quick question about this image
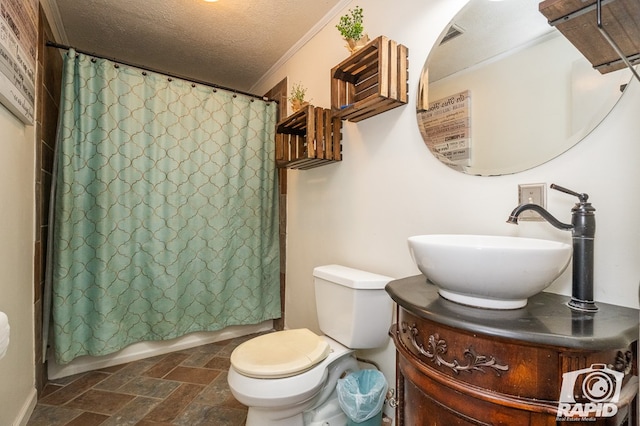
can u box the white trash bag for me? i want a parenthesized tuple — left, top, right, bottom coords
(337, 369, 388, 424)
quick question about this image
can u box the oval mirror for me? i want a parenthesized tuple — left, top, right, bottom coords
(417, 0, 632, 176)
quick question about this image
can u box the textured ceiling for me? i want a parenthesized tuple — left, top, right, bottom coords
(429, 0, 554, 82)
(51, 0, 345, 93)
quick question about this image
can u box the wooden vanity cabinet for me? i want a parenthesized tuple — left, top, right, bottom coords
(386, 276, 639, 426)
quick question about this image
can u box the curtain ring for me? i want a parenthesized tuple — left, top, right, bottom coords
(91, 58, 96, 63)
(142, 71, 147, 76)
(114, 64, 119, 68)
(168, 77, 172, 82)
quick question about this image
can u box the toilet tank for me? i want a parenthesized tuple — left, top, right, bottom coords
(313, 265, 394, 349)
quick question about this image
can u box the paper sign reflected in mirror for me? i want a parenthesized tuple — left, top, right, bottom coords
(418, 90, 471, 168)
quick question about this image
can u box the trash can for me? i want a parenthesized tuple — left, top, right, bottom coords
(337, 369, 388, 426)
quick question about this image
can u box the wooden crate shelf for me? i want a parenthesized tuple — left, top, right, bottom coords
(331, 35, 409, 122)
(275, 104, 342, 170)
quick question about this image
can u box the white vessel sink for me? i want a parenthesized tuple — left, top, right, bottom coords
(408, 234, 572, 309)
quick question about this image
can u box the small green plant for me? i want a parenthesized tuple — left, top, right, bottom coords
(336, 6, 364, 41)
(289, 82, 307, 102)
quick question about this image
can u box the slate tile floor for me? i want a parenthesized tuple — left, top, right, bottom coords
(27, 333, 262, 426)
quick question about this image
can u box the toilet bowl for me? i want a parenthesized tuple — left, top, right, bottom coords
(228, 334, 358, 425)
(227, 265, 394, 426)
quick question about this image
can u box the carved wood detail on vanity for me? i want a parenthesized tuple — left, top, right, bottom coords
(401, 321, 509, 376)
(386, 276, 639, 426)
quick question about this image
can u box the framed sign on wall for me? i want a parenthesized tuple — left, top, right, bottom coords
(0, 0, 36, 125)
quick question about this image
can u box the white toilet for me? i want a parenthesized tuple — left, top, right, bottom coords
(227, 264, 394, 426)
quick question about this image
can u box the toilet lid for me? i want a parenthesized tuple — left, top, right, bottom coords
(230, 329, 331, 379)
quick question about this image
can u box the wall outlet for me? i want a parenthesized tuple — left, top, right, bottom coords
(518, 183, 546, 221)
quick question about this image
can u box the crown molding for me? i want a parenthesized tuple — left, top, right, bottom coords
(39, 0, 69, 44)
(251, 0, 352, 92)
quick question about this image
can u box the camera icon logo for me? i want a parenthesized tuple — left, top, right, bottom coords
(557, 363, 624, 419)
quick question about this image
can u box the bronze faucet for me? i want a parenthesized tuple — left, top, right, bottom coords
(507, 184, 597, 312)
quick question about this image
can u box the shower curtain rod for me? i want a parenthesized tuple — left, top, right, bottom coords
(46, 41, 277, 103)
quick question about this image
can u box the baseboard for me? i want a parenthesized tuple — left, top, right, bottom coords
(14, 386, 37, 426)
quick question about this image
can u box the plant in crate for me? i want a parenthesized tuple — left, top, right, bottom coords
(289, 82, 309, 113)
(336, 5, 370, 53)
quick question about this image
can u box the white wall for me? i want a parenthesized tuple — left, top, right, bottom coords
(0, 105, 36, 424)
(254, 0, 640, 419)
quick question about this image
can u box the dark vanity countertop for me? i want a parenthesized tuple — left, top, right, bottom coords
(386, 275, 640, 350)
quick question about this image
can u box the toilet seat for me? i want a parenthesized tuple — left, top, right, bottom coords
(227, 336, 355, 409)
(230, 329, 331, 378)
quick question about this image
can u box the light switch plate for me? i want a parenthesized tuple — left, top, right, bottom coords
(518, 183, 546, 221)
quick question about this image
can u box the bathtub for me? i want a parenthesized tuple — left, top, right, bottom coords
(47, 320, 273, 379)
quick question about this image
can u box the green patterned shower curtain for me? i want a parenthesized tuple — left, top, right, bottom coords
(48, 49, 280, 364)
